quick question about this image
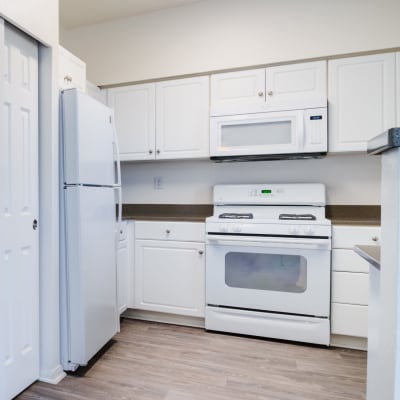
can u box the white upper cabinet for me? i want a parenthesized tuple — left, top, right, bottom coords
(108, 76, 209, 161)
(107, 83, 156, 161)
(210, 61, 326, 116)
(265, 61, 327, 109)
(59, 45, 86, 92)
(210, 68, 266, 115)
(155, 76, 209, 159)
(328, 53, 396, 152)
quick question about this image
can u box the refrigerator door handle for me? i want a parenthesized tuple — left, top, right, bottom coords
(115, 186, 122, 228)
(111, 110, 122, 230)
(111, 111, 122, 187)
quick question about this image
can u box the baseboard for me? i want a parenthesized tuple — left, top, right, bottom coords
(330, 334, 367, 350)
(39, 364, 66, 384)
(122, 309, 205, 328)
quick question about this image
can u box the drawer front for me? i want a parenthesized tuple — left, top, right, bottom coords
(332, 271, 369, 305)
(332, 225, 380, 248)
(332, 249, 370, 273)
(331, 303, 368, 337)
(135, 221, 205, 242)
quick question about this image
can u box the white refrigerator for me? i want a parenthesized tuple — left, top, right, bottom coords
(60, 88, 121, 371)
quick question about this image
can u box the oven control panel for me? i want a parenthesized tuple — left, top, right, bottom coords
(214, 184, 326, 206)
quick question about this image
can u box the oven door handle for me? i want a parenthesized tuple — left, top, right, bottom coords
(206, 234, 331, 249)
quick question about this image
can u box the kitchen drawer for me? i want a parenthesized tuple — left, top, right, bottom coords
(332, 249, 370, 273)
(135, 221, 205, 242)
(332, 225, 380, 248)
(332, 271, 369, 305)
(331, 303, 368, 338)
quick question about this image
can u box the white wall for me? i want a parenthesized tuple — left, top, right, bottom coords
(121, 154, 381, 205)
(0, 0, 58, 46)
(60, 0, 400, 85)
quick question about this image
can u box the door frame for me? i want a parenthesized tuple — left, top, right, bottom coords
(0, 15, 65, 386)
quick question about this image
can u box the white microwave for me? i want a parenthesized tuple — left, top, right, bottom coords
(210, 108, 327, 161)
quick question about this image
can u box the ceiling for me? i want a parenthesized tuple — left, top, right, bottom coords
(60, 0, 203, 29)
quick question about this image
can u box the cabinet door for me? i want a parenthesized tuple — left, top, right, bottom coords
(59, 45, 86, 91)
(107, 84, 156, 161)
(155, 76, 209, 159)
(266, 61, 326, 109)
(328, 53, 396, 152)
(134, 240, 205, 317)
(117, 238, 129, 315)
(210, 68, 266, 115)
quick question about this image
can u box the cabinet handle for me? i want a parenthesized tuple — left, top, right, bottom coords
(267, 90, 273, 96)
(149, 149, 153, 154)
(156, 150, 161, 154)
(372, 236, 379, 242)
(64, 75, 72, 83)
(258, 91, 264, 97)
(32, 219, 38, 230)
(198, 250, 204, 255)
(166, 229, 171, 234)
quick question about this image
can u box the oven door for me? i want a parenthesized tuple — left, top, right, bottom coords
(206, 235, 331, 317)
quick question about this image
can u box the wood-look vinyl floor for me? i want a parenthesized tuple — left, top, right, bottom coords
(18, 319, 367, 400)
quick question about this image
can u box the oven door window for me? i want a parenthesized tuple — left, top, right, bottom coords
(225, 252, 307, 293)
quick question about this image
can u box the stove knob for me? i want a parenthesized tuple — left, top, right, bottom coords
(232, 225, 242, 233)
(304, 225, 315, 235)
(289, 225, 299, 235)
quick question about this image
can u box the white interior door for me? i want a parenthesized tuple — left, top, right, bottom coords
(0, 21, 39, 400)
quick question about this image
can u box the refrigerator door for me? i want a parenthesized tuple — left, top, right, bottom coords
(64, 185, 118, 367)
(62, 88, 116, 186)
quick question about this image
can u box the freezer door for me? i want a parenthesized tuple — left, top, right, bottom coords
(64, 186, 118, 366)
(62, 88, 115, 186)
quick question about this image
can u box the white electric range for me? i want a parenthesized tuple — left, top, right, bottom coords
(205, 183, 332, 345)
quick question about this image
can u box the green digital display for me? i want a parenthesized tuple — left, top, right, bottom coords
(261, 189, 272, 194)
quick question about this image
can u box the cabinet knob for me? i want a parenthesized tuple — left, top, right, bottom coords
(258, 91, 264, 97)
(149, 149, 153, 154)
(166, 229, 171, 234)
(198, 250, 204, 255)
(372, 236, 379, 242)
(64, 75, 72, 83)
(267, 90, 273, 96)
(156, 150, 161, 154)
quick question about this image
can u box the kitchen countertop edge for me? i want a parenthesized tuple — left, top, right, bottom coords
(354, 245, 381, 270)
(121, 204, 381, 225)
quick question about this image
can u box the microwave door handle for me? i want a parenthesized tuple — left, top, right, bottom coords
(297, 112, 306, 150)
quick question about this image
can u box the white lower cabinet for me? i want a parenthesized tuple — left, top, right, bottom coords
(331, 225, 381, 344)
(117, 221, 134, 315)
(134, 221, 205, 317)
